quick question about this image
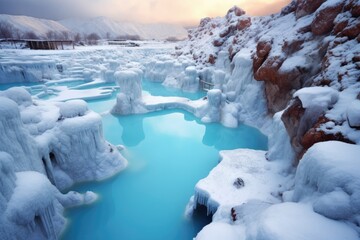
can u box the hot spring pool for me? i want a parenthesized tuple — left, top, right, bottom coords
(1, 79, 268, 239)
(61, 108, 268, 239)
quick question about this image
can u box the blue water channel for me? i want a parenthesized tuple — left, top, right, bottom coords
(61, 81, 268, 240)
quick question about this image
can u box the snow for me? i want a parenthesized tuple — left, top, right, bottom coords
(0, 14, 187, 41)
(195, 222, 240, 240)
(193, 149, 289, 215)
(347, 100, 360, 128)
(181, 66, 199, 92)
(256, 202, 358, 240)
(60, 16, 188, 40)
(294, 86, 339, 109)
(293, 141, 360, 223)
(58, 99, 88, 118)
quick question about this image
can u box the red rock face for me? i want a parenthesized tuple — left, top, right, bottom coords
(311, 2, 344, 35)
(341, 19, 360, 39)
(301, 116, 354, 151)
(252, 40, 272, 73)
(281, 98, 306, 155)
(237, 18, 251, 31)
(208, 54, 216, 64)
(213, 39, 224, 47)
(296, 0, 325, 19)
(227, 6, 246, 18)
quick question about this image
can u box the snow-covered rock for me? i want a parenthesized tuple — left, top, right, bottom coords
(193, 149, 289, 215)
(293, 141, 360, 223)
(0, 87, 128, 239)
(347, 100, 360, 128)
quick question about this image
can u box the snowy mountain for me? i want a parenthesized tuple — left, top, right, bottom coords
(0, 14, 188, 40)
(0, 14, 69, 38)
(59, 16, 188, 40)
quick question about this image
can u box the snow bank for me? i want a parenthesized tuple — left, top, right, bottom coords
(195, 222, 240, 240)
(255, 202, 358, 240)
(58, 99, 88, 118)
(0, 87, 128, 238)
(347, 100, 360, 128)
(293, 141, 360, 223)
(193, 149, 288, 215)
(294, 86, 339, 109)
(0, 87, 33, 107)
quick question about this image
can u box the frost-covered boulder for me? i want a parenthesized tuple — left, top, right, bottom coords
(111, 69, 145, 115)
(58, 99, 88, 119)
(254, 202, 358, 240)
(293, 141, 360, 222)
(0, 87, 32, 107)
(293, 86, 339, 110)
(347, 100, 360, 128)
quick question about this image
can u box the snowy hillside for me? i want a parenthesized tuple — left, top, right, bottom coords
(0, 14, 188, 40)
(60, 17, 188, 40)
(0, 14, 69, 38)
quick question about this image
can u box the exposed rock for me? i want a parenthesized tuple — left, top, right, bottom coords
(227, 6, 245, 18)
(233, 177, 245, 189)
(237, 17, 251, 31)
(334, 20, 349, 34)
(341, 19, 360, 39)
(200, 17, 212, 27)
(311, 1, 345, 35)
(219, 26, 232, 38)
(213, 39, 224, 47)
(296, 0, 324, 19)
(281, 98, 306, 155)
(301, 116, 354, 151)
(281, 0, 297, 16)
(253, 40, 272, 73)
(208, 54, 216, 65)
(350, 1, 360, 17)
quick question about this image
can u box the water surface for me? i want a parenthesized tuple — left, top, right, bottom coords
(62, 108, 268, 240)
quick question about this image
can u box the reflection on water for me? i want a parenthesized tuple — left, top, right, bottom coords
(62, 109, 268, 240)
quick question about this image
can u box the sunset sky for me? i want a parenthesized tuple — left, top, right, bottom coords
(0, 0, 291, 25)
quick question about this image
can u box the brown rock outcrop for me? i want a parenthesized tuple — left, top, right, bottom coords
(237, 18, 251, 31)
(311, 1, 344, 35)
(296, 0, 324, 19)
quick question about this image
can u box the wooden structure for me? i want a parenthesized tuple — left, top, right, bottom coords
(0, 39, 74, 50)
(108, 40, 140, 47)
(200, 79, 214, 91)
(26, 40, 74, 50)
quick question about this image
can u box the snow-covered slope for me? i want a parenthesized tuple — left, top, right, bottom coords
(0, 14, 69, 38)
(59, 17, 188, 40)
(0, 14, 188, 40)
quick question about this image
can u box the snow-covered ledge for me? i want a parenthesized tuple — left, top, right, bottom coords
(190, 149, 290, 216)
(0, 87, 128, 239)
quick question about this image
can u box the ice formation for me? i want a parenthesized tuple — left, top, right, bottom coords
(0, 87, 127, 239)
(111, 69, 146, 115)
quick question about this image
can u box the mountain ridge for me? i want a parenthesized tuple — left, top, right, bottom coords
(0, 14, 188, 40)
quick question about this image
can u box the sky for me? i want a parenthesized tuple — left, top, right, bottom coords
(0, 0, 291, 26)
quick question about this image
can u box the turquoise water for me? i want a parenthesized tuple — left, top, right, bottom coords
(1, 80, 267, 239)
(62, 109, 267, 239)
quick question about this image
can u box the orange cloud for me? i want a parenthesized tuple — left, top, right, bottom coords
(101, 0, 292, 25)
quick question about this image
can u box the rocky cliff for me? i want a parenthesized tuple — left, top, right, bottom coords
(178, 0, 360, 160)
